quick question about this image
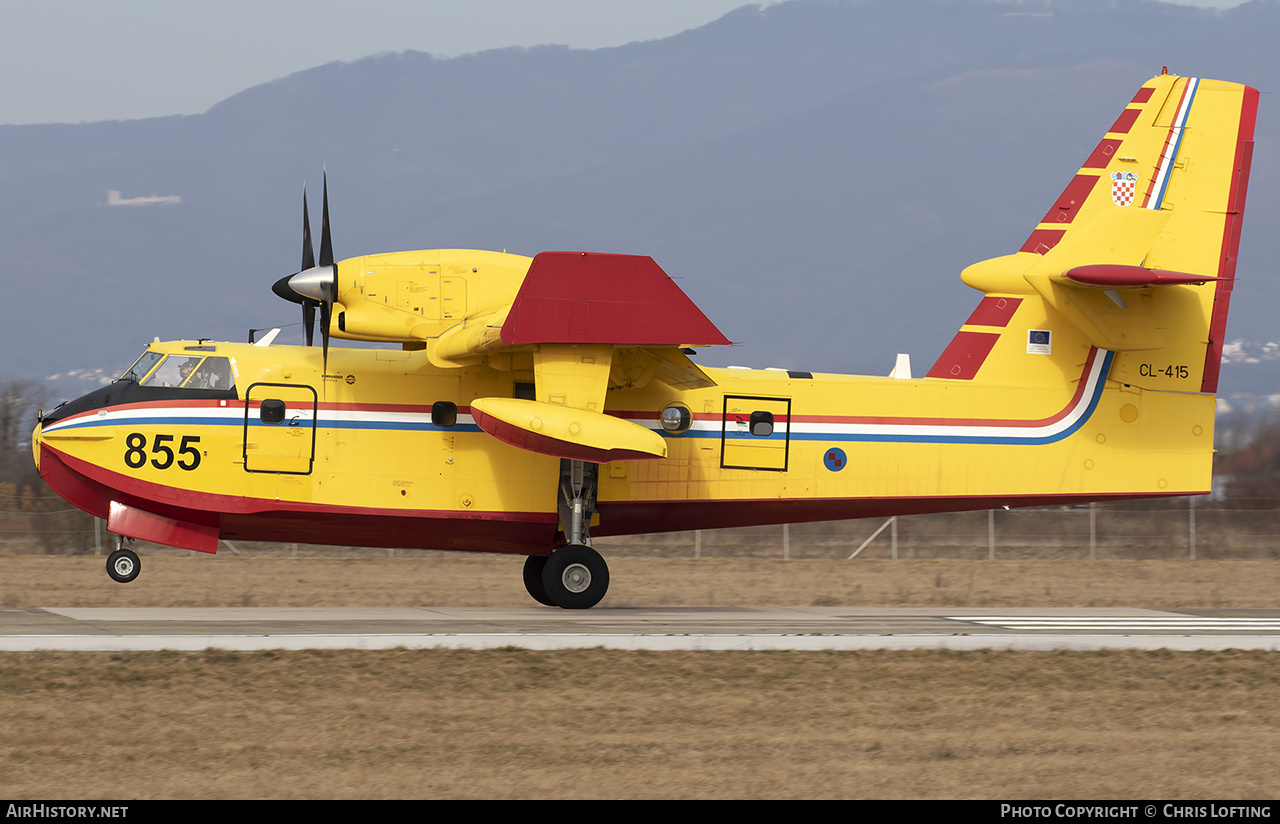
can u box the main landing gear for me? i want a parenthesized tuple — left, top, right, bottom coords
(106, 536, 140, 584)
(523, 460, 610, 609)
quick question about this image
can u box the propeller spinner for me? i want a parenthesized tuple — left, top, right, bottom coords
(271, 175, 338, 369)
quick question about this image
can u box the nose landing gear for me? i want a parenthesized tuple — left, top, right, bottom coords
(106, 536, 140, 584)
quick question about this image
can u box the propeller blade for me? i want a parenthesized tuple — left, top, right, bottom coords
(303, 302, 316, 347)
(318, 173, 334, 269)
(320, 300, 331, 372)
(316, 173, 337, 368)
(271, 174, 338, 355)
(301, 187, 316, 272)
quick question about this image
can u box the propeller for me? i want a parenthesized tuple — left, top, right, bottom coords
(272, 174, 338, 371)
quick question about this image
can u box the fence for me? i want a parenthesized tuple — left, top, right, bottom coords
(597, 497, 1280, 561)
(3, 495, 1280, 560)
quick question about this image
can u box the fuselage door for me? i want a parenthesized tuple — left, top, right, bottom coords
(721, 395, 791, 471)
(243, 382, 318, 474)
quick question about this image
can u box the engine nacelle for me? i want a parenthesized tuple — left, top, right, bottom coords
(331, 248, 532, 343)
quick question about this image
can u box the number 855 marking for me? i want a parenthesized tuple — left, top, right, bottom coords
(124, 433, 202, 470)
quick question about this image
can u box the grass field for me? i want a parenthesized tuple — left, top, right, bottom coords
(3, 554, 1280, 608)
(2, 554, 1279, 799)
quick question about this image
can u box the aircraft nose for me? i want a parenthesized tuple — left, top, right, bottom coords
(31, 421, 42, 473)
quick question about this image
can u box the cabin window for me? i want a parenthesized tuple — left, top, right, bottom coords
(749, 410, 774, 437)
(259, 399, 286, 424)
(432, 401, 458, 427)
(659, 403, 693, 435)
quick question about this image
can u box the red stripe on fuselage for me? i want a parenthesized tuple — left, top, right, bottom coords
(613, 348, 1103, 429)
(1139, 78, 1196, 209)
(805, 347, 1102, 428)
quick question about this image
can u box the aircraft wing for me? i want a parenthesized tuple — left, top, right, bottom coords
(434, 252, 730, 462)
(431, 251, 727, 361)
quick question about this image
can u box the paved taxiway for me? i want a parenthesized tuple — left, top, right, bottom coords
(3, 607, 1280, 651)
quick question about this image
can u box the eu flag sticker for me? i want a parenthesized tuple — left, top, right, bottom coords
(823, 448, 847, 472)
(1027, 329, 1051, 355)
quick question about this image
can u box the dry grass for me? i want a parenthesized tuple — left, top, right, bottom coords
(2, 554, 1279, 608)
(2, 554, 1279, 799)
(2, 648, 1278, 799)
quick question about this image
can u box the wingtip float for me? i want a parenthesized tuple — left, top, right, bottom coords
(34, 72, 1259, 608)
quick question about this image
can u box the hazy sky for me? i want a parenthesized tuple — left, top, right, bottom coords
(0, 0, 1246, 127)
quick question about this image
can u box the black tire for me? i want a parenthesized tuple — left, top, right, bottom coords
(541, 544, 609, 610)
(106, 548, 140, 584)
(522, 555, 557, 606)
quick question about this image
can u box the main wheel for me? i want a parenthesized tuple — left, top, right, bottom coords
(522, 555, 557, 606)
(106, 548, 140, 584)
(541, 544, 609, 610)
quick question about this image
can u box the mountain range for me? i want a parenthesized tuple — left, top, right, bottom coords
(3, 0, 1278, 408)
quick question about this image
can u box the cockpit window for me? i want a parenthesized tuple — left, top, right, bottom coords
(142, 356, 203, 388)
(189, 357, 235, 390)
(120, 351, 163, 383)
(140, 355, 237, 390)
(138, 354, 237, 390)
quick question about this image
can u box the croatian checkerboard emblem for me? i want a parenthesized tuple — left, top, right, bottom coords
(1110, 170, 1138, 207)
(823, 448, 847, 472)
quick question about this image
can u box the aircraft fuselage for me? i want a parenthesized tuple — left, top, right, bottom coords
(34, 334, 1210, 557)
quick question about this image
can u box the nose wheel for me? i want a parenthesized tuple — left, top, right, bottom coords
(106, 538, 140, 584)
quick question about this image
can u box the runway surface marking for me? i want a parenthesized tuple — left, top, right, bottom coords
(3, 607, 1280, 651)
(954, 616, 1280, 631)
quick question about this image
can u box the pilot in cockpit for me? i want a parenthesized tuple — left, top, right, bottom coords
(175, 358, 197, 387)
(206, 361, 228, 389)
(195, 360, 228, 390)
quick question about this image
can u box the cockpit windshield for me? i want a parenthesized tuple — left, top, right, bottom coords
(139, 355, 236, 391)
(119, 351, 163, 383)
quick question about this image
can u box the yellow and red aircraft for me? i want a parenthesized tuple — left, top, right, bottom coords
(32, 71, 1258, 608)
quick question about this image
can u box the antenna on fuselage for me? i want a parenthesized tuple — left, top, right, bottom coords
(252, 328, 281, 347)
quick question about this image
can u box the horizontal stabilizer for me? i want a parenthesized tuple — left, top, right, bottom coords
(1058, 265, 1222, 288)
(471, 397, 667, 463)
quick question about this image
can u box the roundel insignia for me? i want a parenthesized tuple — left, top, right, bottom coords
(823, 447, 847, 472)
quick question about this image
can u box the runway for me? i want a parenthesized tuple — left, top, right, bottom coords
(4, 606, 1280, 651)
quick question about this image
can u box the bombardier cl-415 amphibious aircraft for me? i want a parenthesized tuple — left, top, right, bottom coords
(33, 71, 1257, 608)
